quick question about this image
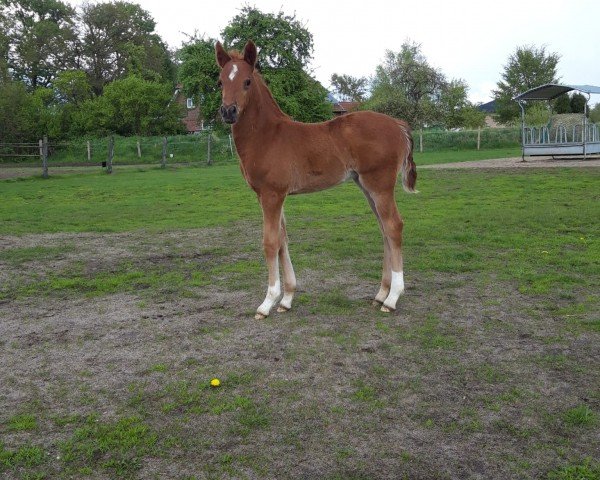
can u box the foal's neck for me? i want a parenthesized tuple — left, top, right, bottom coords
(232, 74, 289, 142)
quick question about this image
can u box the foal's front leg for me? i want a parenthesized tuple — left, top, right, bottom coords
(255, 192, 285, 320)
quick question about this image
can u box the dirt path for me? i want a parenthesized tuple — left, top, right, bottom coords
(421, 155, 600, 169)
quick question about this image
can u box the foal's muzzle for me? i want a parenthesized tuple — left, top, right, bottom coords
(220, 104, 238, 124)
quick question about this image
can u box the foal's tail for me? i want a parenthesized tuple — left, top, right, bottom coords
(398, 120, 418, 193)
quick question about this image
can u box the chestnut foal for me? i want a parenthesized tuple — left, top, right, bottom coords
(215, 41, 417, 319)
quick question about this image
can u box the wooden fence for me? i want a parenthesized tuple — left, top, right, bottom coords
(0, 133, 237, 178)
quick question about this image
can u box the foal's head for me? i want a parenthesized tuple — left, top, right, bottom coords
(215, 40, 257, 124)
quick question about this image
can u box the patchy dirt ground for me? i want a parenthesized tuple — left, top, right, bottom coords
(0, 227, 598, 479)
(421, 155, 600, 169)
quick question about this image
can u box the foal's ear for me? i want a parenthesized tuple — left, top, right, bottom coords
(215, 41, 231, 69)
(243, 40, 257, 69)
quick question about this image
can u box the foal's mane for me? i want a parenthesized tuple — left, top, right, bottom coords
(227, 50, 289, 120)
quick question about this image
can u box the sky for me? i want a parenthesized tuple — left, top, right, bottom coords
(67, 0, 600, 104)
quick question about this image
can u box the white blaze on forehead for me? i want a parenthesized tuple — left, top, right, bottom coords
(228, 64, 238, 81)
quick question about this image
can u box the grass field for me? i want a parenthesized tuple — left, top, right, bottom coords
(0, 159, 598, 479)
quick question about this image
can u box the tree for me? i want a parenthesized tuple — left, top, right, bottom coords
(524, 102, 550, 126)
(0, 6, 12, 81)
(493, 45, 560, 125)
(74, 75, 184, 137)
(461, 105, 486, 129)
(222, 6, 312, 70)
(2, 0, 79, 89)
(79, 1, 174, 95)
(553, 94, 571, 114)
(53, 69, 92, 105)
(220, 6, 332, 123)
(330, 73, 367, 102)
(264, 67, 332, 123)
(0, 79, 36, 140)
(570, 93, 587, 114)
(438, 78, 470, 129)
(177, 34, 221, 128)
(589, 103, 600, 123)
(365, 41, 446, 128)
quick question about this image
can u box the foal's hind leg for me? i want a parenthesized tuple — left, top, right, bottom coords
(354, 177, 392, 305)
(277, 213, 296, 312)
(369, 189, 405, 312)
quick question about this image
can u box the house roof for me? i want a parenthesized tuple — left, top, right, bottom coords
(338, 101, 360, 112)
(514, 83, 600, 101)
(478, 100, 496, 113)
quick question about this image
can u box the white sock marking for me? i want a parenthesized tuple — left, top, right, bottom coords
(280, 292, 294, 310)
(228, 64, 238, 81)
(257, 278, 280, 316)
(383, 271, 404, 309)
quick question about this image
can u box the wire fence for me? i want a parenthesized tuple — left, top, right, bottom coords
(415, 127, 520, 151)
(0, 132, 236, 172)
(0, 127, 522, 177)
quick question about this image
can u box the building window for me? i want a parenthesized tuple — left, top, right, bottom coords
(186, 98, 194, 109)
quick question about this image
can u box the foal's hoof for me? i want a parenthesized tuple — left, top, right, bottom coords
(380, 305, 395, 313)
(254, 313, 267, 320)
(372, 299, 383, 307)
(276, 305, 290, 313)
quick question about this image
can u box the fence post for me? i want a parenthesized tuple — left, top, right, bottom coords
(477, 127, 481, 151)
(207, 132, 212, 166)
(87, 140, 91, 162)
(419, 129, 423, 153)
(42, 136, 48, 178)
(161, 136, 167, 168)
(229, 134, 234, 159)
(137, 140, 141, 159)
(107, 135, 114, 174)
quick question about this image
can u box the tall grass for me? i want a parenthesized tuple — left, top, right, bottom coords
(418, 127, 520, 151)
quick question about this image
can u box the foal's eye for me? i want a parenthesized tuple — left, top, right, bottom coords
(244, 78, 252, 89)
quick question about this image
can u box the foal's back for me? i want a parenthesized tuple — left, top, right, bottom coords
(271, 110, 412, 194)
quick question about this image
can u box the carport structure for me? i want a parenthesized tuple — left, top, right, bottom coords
(514, 83, 600, 158)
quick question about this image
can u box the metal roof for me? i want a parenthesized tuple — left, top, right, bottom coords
(514, 83, 600, 101)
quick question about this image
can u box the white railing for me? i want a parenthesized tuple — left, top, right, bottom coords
(524, 123, 599, 145)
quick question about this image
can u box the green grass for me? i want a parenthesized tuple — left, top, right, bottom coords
(547, 460, 600, 480)
(1, 159, 598, 479)
(1, 164, 598, 305)
(6, 414, 37, 432)
(0, 165, 252, 234)
(59, 414, 158, 478)
(563, 405, 597, 427)
(0, 245, 72, 264)
(0, 443, 45, 470)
